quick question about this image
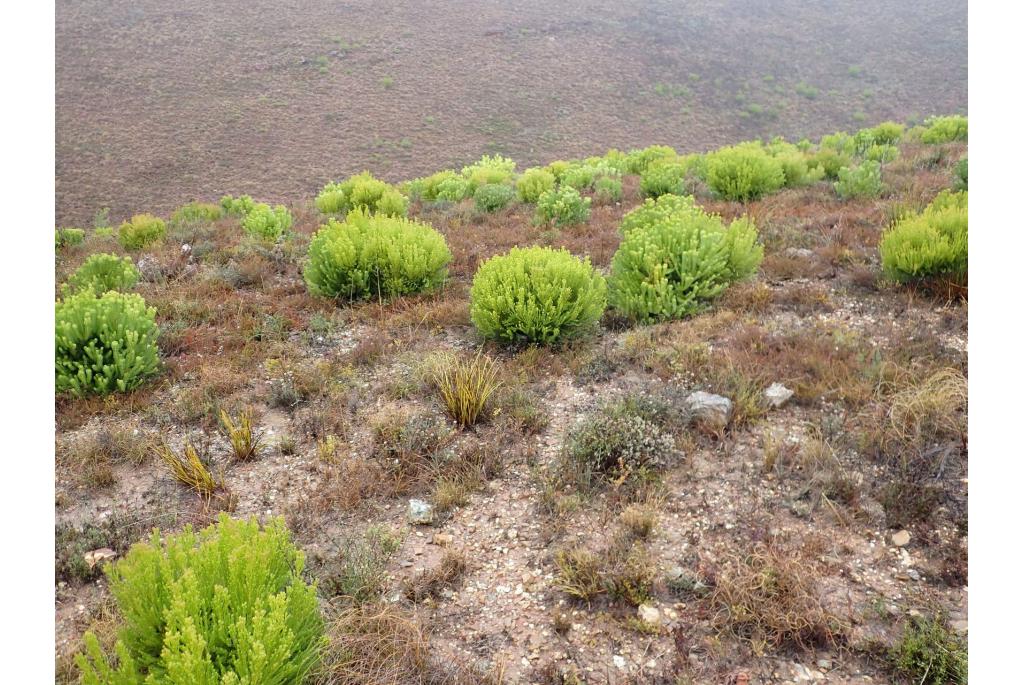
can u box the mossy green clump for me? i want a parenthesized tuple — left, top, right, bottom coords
(920, 115, 968, 144)
(75, 514, 325, 685)
(304, 209, 451, 300)
(220, 194, 256, 216)
(56, 227, 87, 250)
(516, 167, 556, 203)
(702, 144, 785, 201)
(889, 614, 967, 685)
(118, 214, 166, 251)
(241, 203, 293, 241)
(880, 190, 967, 285)
(535, 186, 591, 227)
(834, 161, 884, 199)
(474, 183, 516, 212)
(56, 290, 160, 396)
(470, 246, 607, 344)
(171, 201, 223, 224)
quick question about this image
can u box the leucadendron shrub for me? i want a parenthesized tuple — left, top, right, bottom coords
(61, 253, 139, 295)
(316, 171, 409, 217)
(625, 145, 678, 174)
(220, 194, 256, 216)
(609, 205, 763, 322)
(118, 214, 166, 251)
(834, 160, 884, 199)
(470, 246, 607, 344)
(920, 115, 968, 144)
(516, 167, 556, 203)
(474, 182, 515, 212)
(880, 190, 967, 286)
(55, 227, 86, 250)
(172, 201, 223, 224)
(55, 290, 160, 396)
(242, 202, 293, 241)
(76, 514, 325, 685)
(535, 186, 591, 227)
(702, 144, 785, 201)
(461, 154, 517, 194)
(304, 209, 451, 300)
(619, 194, 705, 237)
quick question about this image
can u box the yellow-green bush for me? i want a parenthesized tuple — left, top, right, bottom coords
(625, 145, 678, 174)
(61, 253, 139, 295)
(516, 167, 556, 203)
(316, 172, 409, 217)
(55, 227, 86, 250)
(609, 206, 763, 322)
(834, 161, 884, 199)
(304, 209, 451, 300)
(619, 194, 705, 237)
(920, 115, 968, 144)
(474, 183, 516, 212)
(172, 201, 223, 224)
(461, 154, 516, 195)
(880, 190, 967, 285)
(220, 194, 256, 216)
(703, 144, 785, 201)
(470, 246, 606, 344)
(535, 186, 591, 226)
(56, 290, 160, 396)
(76, 514, 325, 684)
(241, 203, 293, 241)
(118, 214, 166, 251)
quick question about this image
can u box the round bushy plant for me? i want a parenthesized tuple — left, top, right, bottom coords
(55, 227, 86, 250)
(411, 169, 459, 202)
(172, 201, 222, 224)
(920, 115, 968, 144)
(118, 214, 166, 251)
(619, 194, 704, 237)
(316, 172, 409, 217)
(220, 194, 256, 216)
(609, 208, 763, 322)
(516, 167, 556, 203)
(703, 145, 785, 201)
(808, 148, 852, 180)
(62, 253, 139, 295)
(435, 175, 470, 202)
(880, 190, 967, 285)
(474, 182, 516, 212)
(953, 157, 967, 191)
(834, 161, 884, 199)
(640, 161, 688, 197)
(76, 514, 325, 684)
(594, 176, 623, 204)
(625, 145, 677, 174)
(461, 154, 517, 194)
(242, 203, 293, 241)
(535, 186, 591, 227)
(304, 209, 451, 300)
(55, 290, 160, 396)
(470, 246, 607, 344)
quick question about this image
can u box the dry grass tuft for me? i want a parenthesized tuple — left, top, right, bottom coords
(318, 603, 429, 685)
(404, 550, 468, 602)
(709, 544, 847, 653)
(432, 351, 502, 428)
(220, 407, 264, 461)
(884, 367, 967, 453)
(157, 440, 223, 496)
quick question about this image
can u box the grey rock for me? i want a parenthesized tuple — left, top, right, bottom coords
(407, 499, 434, 524)
(637, 603, 661, 625)
(891, 530, 911, 547)
(685, 391, 733, 429)
(785, 247, 815, 259)
(764, 382, 795, 408)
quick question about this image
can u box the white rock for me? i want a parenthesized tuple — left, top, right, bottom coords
(685, 391, 733, 429)
(638, 603, 661, 625)
(764, 382, 794, 408)
(891, 530, 911, 547)
(407, 499, 434, 524)
(612, 655, 627, 670)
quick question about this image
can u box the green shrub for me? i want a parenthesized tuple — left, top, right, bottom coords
(953, 156, 968, 191)
(461, 154, 516, 194)
(118, 214, 166, 251)
(75, 514, 325, 684)
(515, 167, 556, 203)
(864, 143, 900, 163)
(640, 161, 688, 198)
(304, 209, 451, 300)
(473, 183, 515, 212)
(535, 186, 591, 227)
(94, 227, 114, 238)
(808, 148, 852, 180)
(703, 144, 785, 201)
(405, 169, 458, 202)
(435, 175, 470, 202)
(619, 194, 704, 237)
(834, 161, 884, 199)
(55, 290, 160, 396)
(172, 201, 222, 224)
(880, 190, 967, 285)
(242, 203, 293, 241)
(562, 396, 676, 490)
(609, 207, 763, 322)
(819, 131, 857, 156)
(544, 160, 571, 180)
(921, 115, 968, 144)
(560, 163, 619, 191)
(220, 194, 256, 216)
(774, 151, 822, 187)
(594, 176, 623, 204)
(625, 145, 677, 174)
(470, 246, 606, 344)
(55, 227, 86, 250)
(889, 614, 967, 685)
(62, 253, 139, 295)
(316, 172, 408, 217)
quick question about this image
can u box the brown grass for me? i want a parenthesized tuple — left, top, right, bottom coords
(403, 550, 468, 602)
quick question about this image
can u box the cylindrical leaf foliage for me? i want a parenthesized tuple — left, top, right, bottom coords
(470, 246, 607, 344)
(516, 167, 556, 203)
(703, 144, 785, 201)
(118, 214, 166, 251)
(316, 171, 409, 217)
(55, 290, 160, 396)
(75, 514, 325, 683)
(61, 253, 139, 296)
(242, 203, 293, 241)
(880, 190, 967, 284)
(609, 208, 763, 323)
(304, 209, 451, 300)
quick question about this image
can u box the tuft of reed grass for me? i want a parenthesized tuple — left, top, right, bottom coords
(432, 351, 501, 428)
(157, 441, 222, 496)
(220, 407, 264, 461)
